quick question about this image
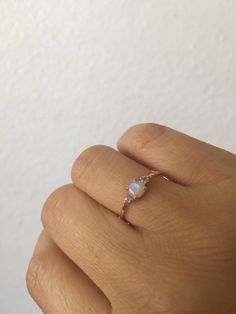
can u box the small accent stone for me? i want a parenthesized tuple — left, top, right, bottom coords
(124, 194, 133, 204)
(140, 175, 150, 184)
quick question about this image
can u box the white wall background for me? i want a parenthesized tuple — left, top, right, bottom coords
(0, 1, 236, 313)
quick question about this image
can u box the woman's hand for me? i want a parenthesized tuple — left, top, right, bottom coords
(26, 123, 236, 314)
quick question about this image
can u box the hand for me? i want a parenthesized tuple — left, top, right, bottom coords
(26, 123, 236, 314)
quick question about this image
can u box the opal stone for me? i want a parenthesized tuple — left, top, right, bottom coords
(128, 180, 145, 199)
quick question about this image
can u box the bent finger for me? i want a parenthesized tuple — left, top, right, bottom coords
(26, 230, 111, 314)
(117, 123, 236, 185)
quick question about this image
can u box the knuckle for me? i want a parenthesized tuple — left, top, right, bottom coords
(26, 255, 45, 295)
(119, 123, 167, 151)
(130, 122, 161, 132)
(130, 123, 167, 152)
(71, 144, 112, 182)
(41, 184, 74, 227)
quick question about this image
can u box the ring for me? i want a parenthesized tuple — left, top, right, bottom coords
(119, 170, 162, 224)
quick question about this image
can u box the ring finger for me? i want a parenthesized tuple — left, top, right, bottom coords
(71, 145, 186, 229)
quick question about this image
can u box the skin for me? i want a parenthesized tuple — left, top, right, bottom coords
(26, 123, 236, 314)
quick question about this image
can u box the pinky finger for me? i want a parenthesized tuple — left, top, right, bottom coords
(26, 230, 111, 314)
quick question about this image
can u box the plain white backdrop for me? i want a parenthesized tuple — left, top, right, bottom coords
(0, 1, 236, 313)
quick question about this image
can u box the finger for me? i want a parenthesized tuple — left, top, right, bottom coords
(26, 230, 111, 314)
(41, 184, 140, 299)
(117, 123, 236, 185)
(71, 144, 184, 228)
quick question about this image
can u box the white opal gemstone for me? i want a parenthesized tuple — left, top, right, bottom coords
(128, 180, 145, 199)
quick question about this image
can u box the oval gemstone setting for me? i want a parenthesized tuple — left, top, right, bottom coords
(128, 180, 145, 199)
